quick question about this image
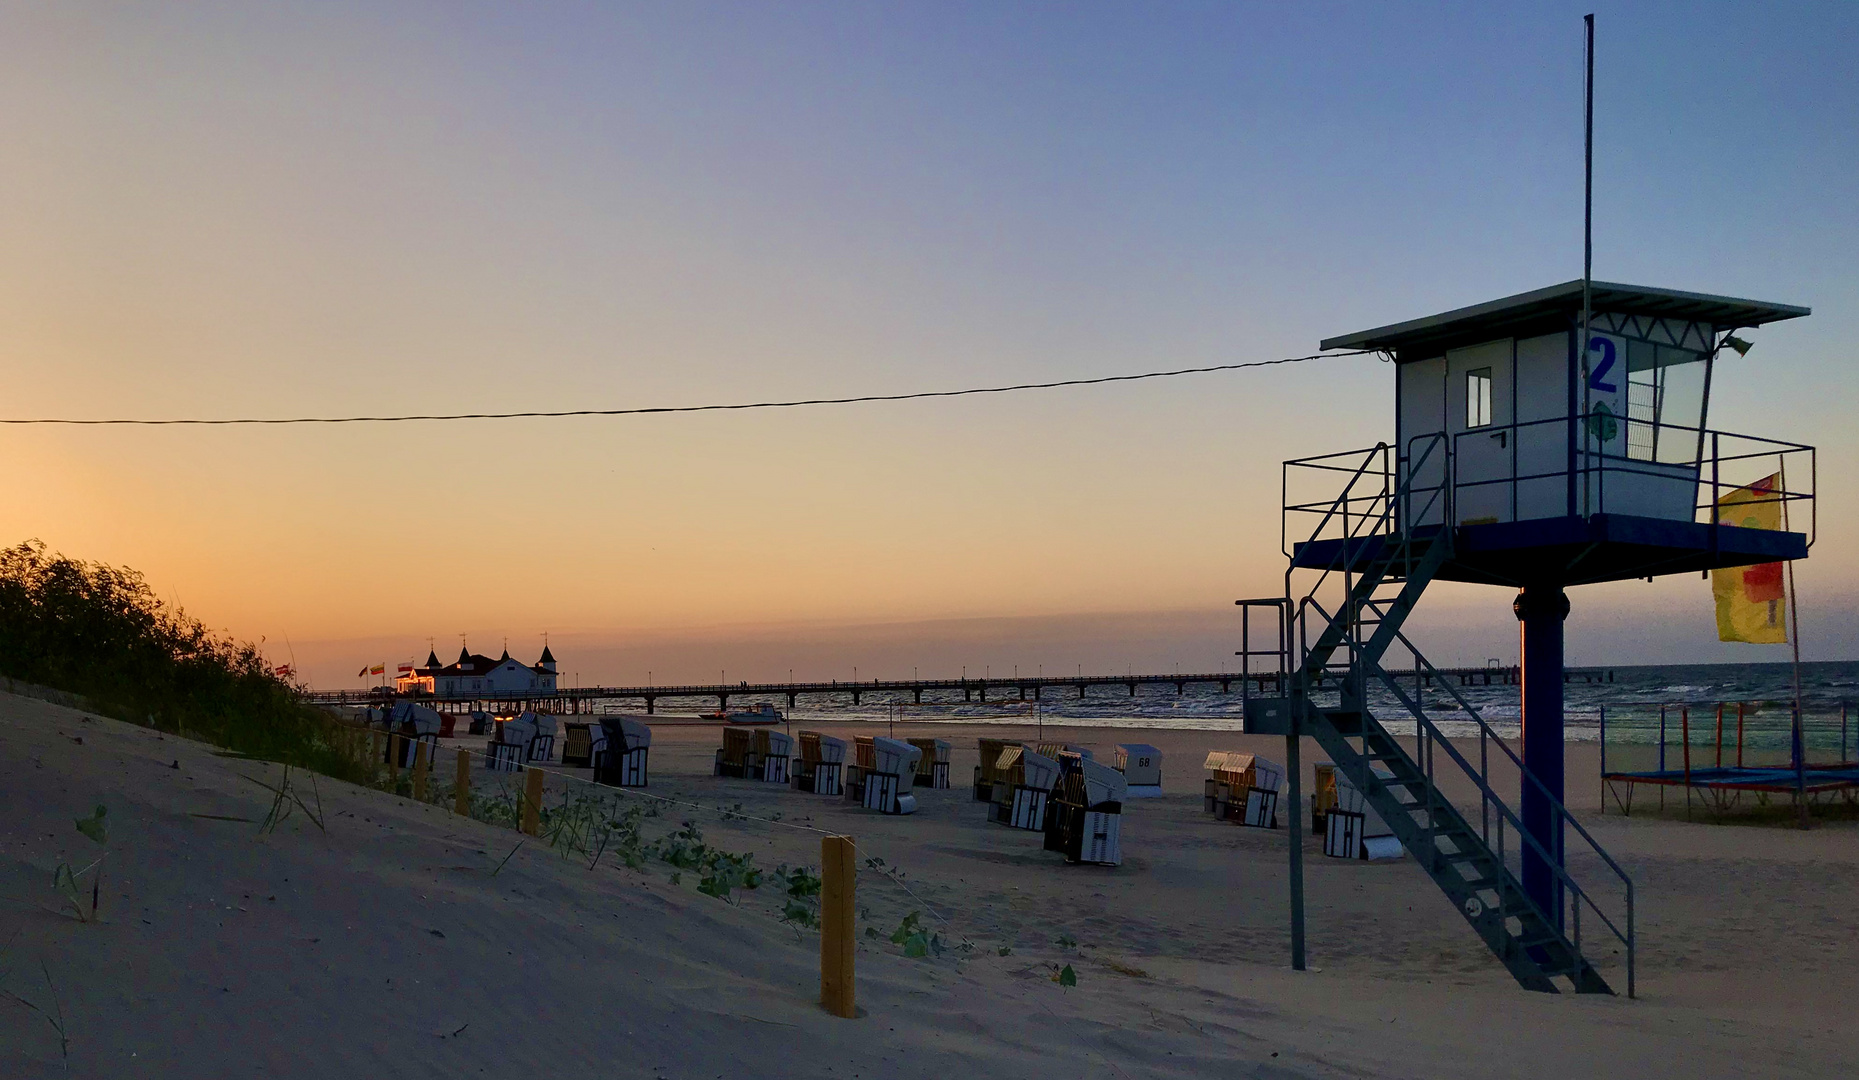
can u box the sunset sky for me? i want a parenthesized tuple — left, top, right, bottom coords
(3, 2, 1854, 687)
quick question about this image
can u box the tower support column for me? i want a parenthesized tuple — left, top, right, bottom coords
(1514, 584, 1569, 927)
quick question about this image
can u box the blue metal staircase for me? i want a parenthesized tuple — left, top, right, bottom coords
(1271, 442, 1635, 995)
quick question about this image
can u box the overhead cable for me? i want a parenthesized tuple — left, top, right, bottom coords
(2, 350, 1371, 426)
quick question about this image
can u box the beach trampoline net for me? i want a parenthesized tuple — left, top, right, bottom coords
(1599, 700, 1859, 812)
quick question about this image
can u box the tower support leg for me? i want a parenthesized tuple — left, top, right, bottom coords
(1515, 584, 1569, 928)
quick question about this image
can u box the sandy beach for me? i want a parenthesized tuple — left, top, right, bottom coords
(4, 691, 1857, 1078)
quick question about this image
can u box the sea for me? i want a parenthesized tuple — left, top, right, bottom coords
(686, 661, 1859, 763)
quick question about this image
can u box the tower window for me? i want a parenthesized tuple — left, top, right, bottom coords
(1466, 368, 1492, 429)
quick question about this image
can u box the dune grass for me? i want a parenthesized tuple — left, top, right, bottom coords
(0, 539, 370, 784)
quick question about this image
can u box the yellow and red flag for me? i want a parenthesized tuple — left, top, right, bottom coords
(368, 663, 386, 676)
(1712, 473, 1787, 643)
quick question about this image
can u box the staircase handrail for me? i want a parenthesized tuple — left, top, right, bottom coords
(1362, 636, 1634, 990)
(1370, 623, 1635, 894)
(1281, 443, 1392, 559)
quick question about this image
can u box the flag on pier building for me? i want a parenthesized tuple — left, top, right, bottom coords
(1713, 473, 1788, 644)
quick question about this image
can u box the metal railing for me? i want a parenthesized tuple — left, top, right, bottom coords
(1423, 415, 1814, 542)
(1361, 618, 1636, 996)
(1278, 436, 1636, 995)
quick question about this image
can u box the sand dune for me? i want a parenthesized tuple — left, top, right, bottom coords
(3, 693, 1855, 1078)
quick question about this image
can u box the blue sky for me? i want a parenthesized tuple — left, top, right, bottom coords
(1, 2, 1852, 682)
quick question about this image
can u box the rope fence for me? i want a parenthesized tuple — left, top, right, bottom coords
(305, 723, 987, 1016)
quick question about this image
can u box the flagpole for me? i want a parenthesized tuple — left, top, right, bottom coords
(1781, 459, 1808, 827)
(1579, 13, 1595, 515)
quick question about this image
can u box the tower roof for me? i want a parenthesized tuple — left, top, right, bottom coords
(539, 644, 556, 664)
(457, 645, 471, 664)
(1320, 280, 1810, 362)
(424, 649, 441, 669)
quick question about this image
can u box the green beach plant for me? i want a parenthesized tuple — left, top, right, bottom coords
(0, 540, 370, 784)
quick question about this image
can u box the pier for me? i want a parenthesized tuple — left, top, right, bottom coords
(305, 664, 1612, 713)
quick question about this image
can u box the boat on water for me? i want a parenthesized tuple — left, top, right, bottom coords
(703, 702, 784, 725)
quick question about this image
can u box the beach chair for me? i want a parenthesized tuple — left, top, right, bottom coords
(754, 729, 793, 783)
(714, 727, 755, 779)
(844, 736, 876, 803)
(594, 718, 651, 787)
(487, 714, 535, 772)
(973, 738, 1011, 802)
(907, 739, 951, 789)
(561, 722, 595, 767)
(854, 737, 920, 814)
(1113, 744, 1163, 797)
(1239, 756, 1285, 829)
(793, 731, 846, 795)
(467, 710, 492, 736)
(1037, 742, 1092, 762)
(1323, 768, 1402, 860)
(1202, 752, 1257, 820)
(1312, 763, 1340, 834)
(387, 702, 443, 769)
(988, 745, 1059, 831)
(525, 713, 557, 763)
(1045, 755, 1126, 865)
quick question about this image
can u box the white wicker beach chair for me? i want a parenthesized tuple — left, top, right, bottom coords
(757, 730, 793, 783)
(989, 746, 1059, 831)
(1323, 767, 1402, 859)
(794, 732, 845, 795)
(1240, 756, 1286, 829)
(488, 715, 535, 772)
(1113, 744, 1162, 797)
(907, 738, 951, 789)
(594, 717, 650, 787)
(861, 737, 921, 814)
(525, 712, 556, 763)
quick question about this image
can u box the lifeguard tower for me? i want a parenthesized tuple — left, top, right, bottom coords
(1243, 280, 1814, 995)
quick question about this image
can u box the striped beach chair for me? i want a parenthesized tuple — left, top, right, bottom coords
(793, 731, 846, 795)
(907, 738, 951, 789)
(1113, 744, 1163, 797)
(988, 745, 1059, 831)
(592, 717, 651, 787)
(714, 727, 754, 779)
(754, 729, 793, 783)
(1045, 754, 1126, 865)
(851, 737, 920, 814)
(1323, 767, 1402, 860)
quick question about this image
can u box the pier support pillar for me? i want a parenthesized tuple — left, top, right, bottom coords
(644, 696, 656, 715)
(788, 692, 798, 708)
(913, 688, 922, 704)
(1515, 584, 1569, 929)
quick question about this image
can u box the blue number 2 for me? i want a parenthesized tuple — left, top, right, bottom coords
(1587, 336, 1617, 393)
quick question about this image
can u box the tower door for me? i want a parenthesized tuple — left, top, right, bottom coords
(1446, 340, 1515, 524)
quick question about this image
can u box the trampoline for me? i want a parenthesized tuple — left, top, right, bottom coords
(1600, 700, 1859, 816)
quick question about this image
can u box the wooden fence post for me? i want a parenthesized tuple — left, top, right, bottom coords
(454, 750, 472, 816)
(820, 834, 857, 1018)
(521, 766, 545, 836)
(411, 741, 429, 802)
(387, 734, 402, 787)
(372, 731, 386, 784)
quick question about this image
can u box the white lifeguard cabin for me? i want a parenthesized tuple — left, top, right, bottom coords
(1318, 281, 1810, 558)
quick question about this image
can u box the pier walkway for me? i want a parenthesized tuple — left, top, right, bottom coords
(304, 664, 1614, 714)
